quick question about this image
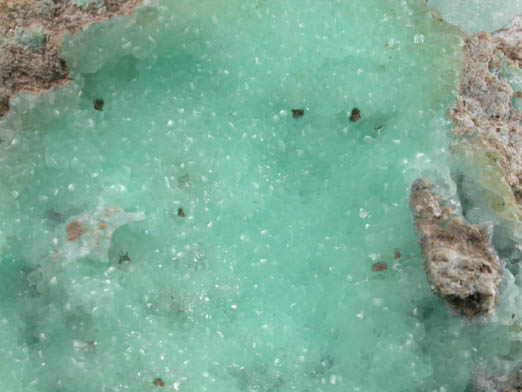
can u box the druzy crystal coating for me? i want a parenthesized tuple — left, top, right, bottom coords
(0, 1, 520, 391)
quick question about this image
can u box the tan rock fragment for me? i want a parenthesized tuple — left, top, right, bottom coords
(503, 365, 522, 392)
(474, 363, 522, 392)
(409, 178, 501, 316)
(450, 24, 522, 240)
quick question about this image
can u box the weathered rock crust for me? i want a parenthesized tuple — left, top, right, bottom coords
(409, 178, 501, 316)
(432, 13, 522, 391)
(473, 363, 522, 392)
(0, 0, 141, 119)
(503, 365, 522, 392)
(450, 18, 522, 224)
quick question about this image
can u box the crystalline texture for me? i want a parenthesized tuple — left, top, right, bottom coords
(0, 1, 520, 391)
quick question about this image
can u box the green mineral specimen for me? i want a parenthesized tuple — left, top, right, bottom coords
(429, 0, 522, 32)
(0, 1, 520, 391)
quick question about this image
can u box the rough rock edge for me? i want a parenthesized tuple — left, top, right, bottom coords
(409, 178, 501, 316)
(0, 0, 141, 119)
(473, 363, 522, 392)
(449, 17, 522, 218)
(418, 11, 522, 392)
(503, 365, 522, 392)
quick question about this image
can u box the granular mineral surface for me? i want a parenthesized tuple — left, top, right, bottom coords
(0, 0, 521, 391)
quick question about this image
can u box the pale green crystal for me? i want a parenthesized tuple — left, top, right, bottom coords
(0, 1, 520, 391)
(429, 0, 522, 32)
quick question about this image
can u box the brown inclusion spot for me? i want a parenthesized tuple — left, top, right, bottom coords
(394, 250, 401, 259)
(65, 220, 86, 241)
(350, 108, 361, 122)
(177, 208, 185, 217)
(153, 378, 165, 387)
(292, 109, 304, 118)
(93, 99, 104, 111)
(372, 262, 388, 272)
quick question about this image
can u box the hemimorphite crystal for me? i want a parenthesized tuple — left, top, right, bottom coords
(0, 1, 520, 391)
(429, 0, 522, 32)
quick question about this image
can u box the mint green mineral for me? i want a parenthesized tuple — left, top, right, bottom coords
(0, 0, 519, 391)
(429, 0, 522, 32)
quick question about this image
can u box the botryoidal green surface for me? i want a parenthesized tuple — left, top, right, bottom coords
(0, 0, 520, 391)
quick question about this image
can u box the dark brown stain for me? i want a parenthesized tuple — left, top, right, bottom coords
(350, 108, 361, 122)
(93, 99, 104, 111)
(516, 91, 522, 99)
(372, 262, 388, 272)
(177, 208, 185, 217)
(153, 378, 165, 387)
(65, 220, 86, 241)
(292, 109, 304, 118)
(446, 292, 484, 316)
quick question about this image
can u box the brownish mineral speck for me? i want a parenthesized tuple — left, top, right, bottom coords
(65, 220, 85, 241)
(93, 99, 104, 111)
(394, 250, 401, 259)
(350, 108, 361, 122)
(153, 378, 165, 387)
(292, 109, 304, 118)
(516, 91, 522, 99)
(177, 207, 185, 217)
(372, 262, 388, 272)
